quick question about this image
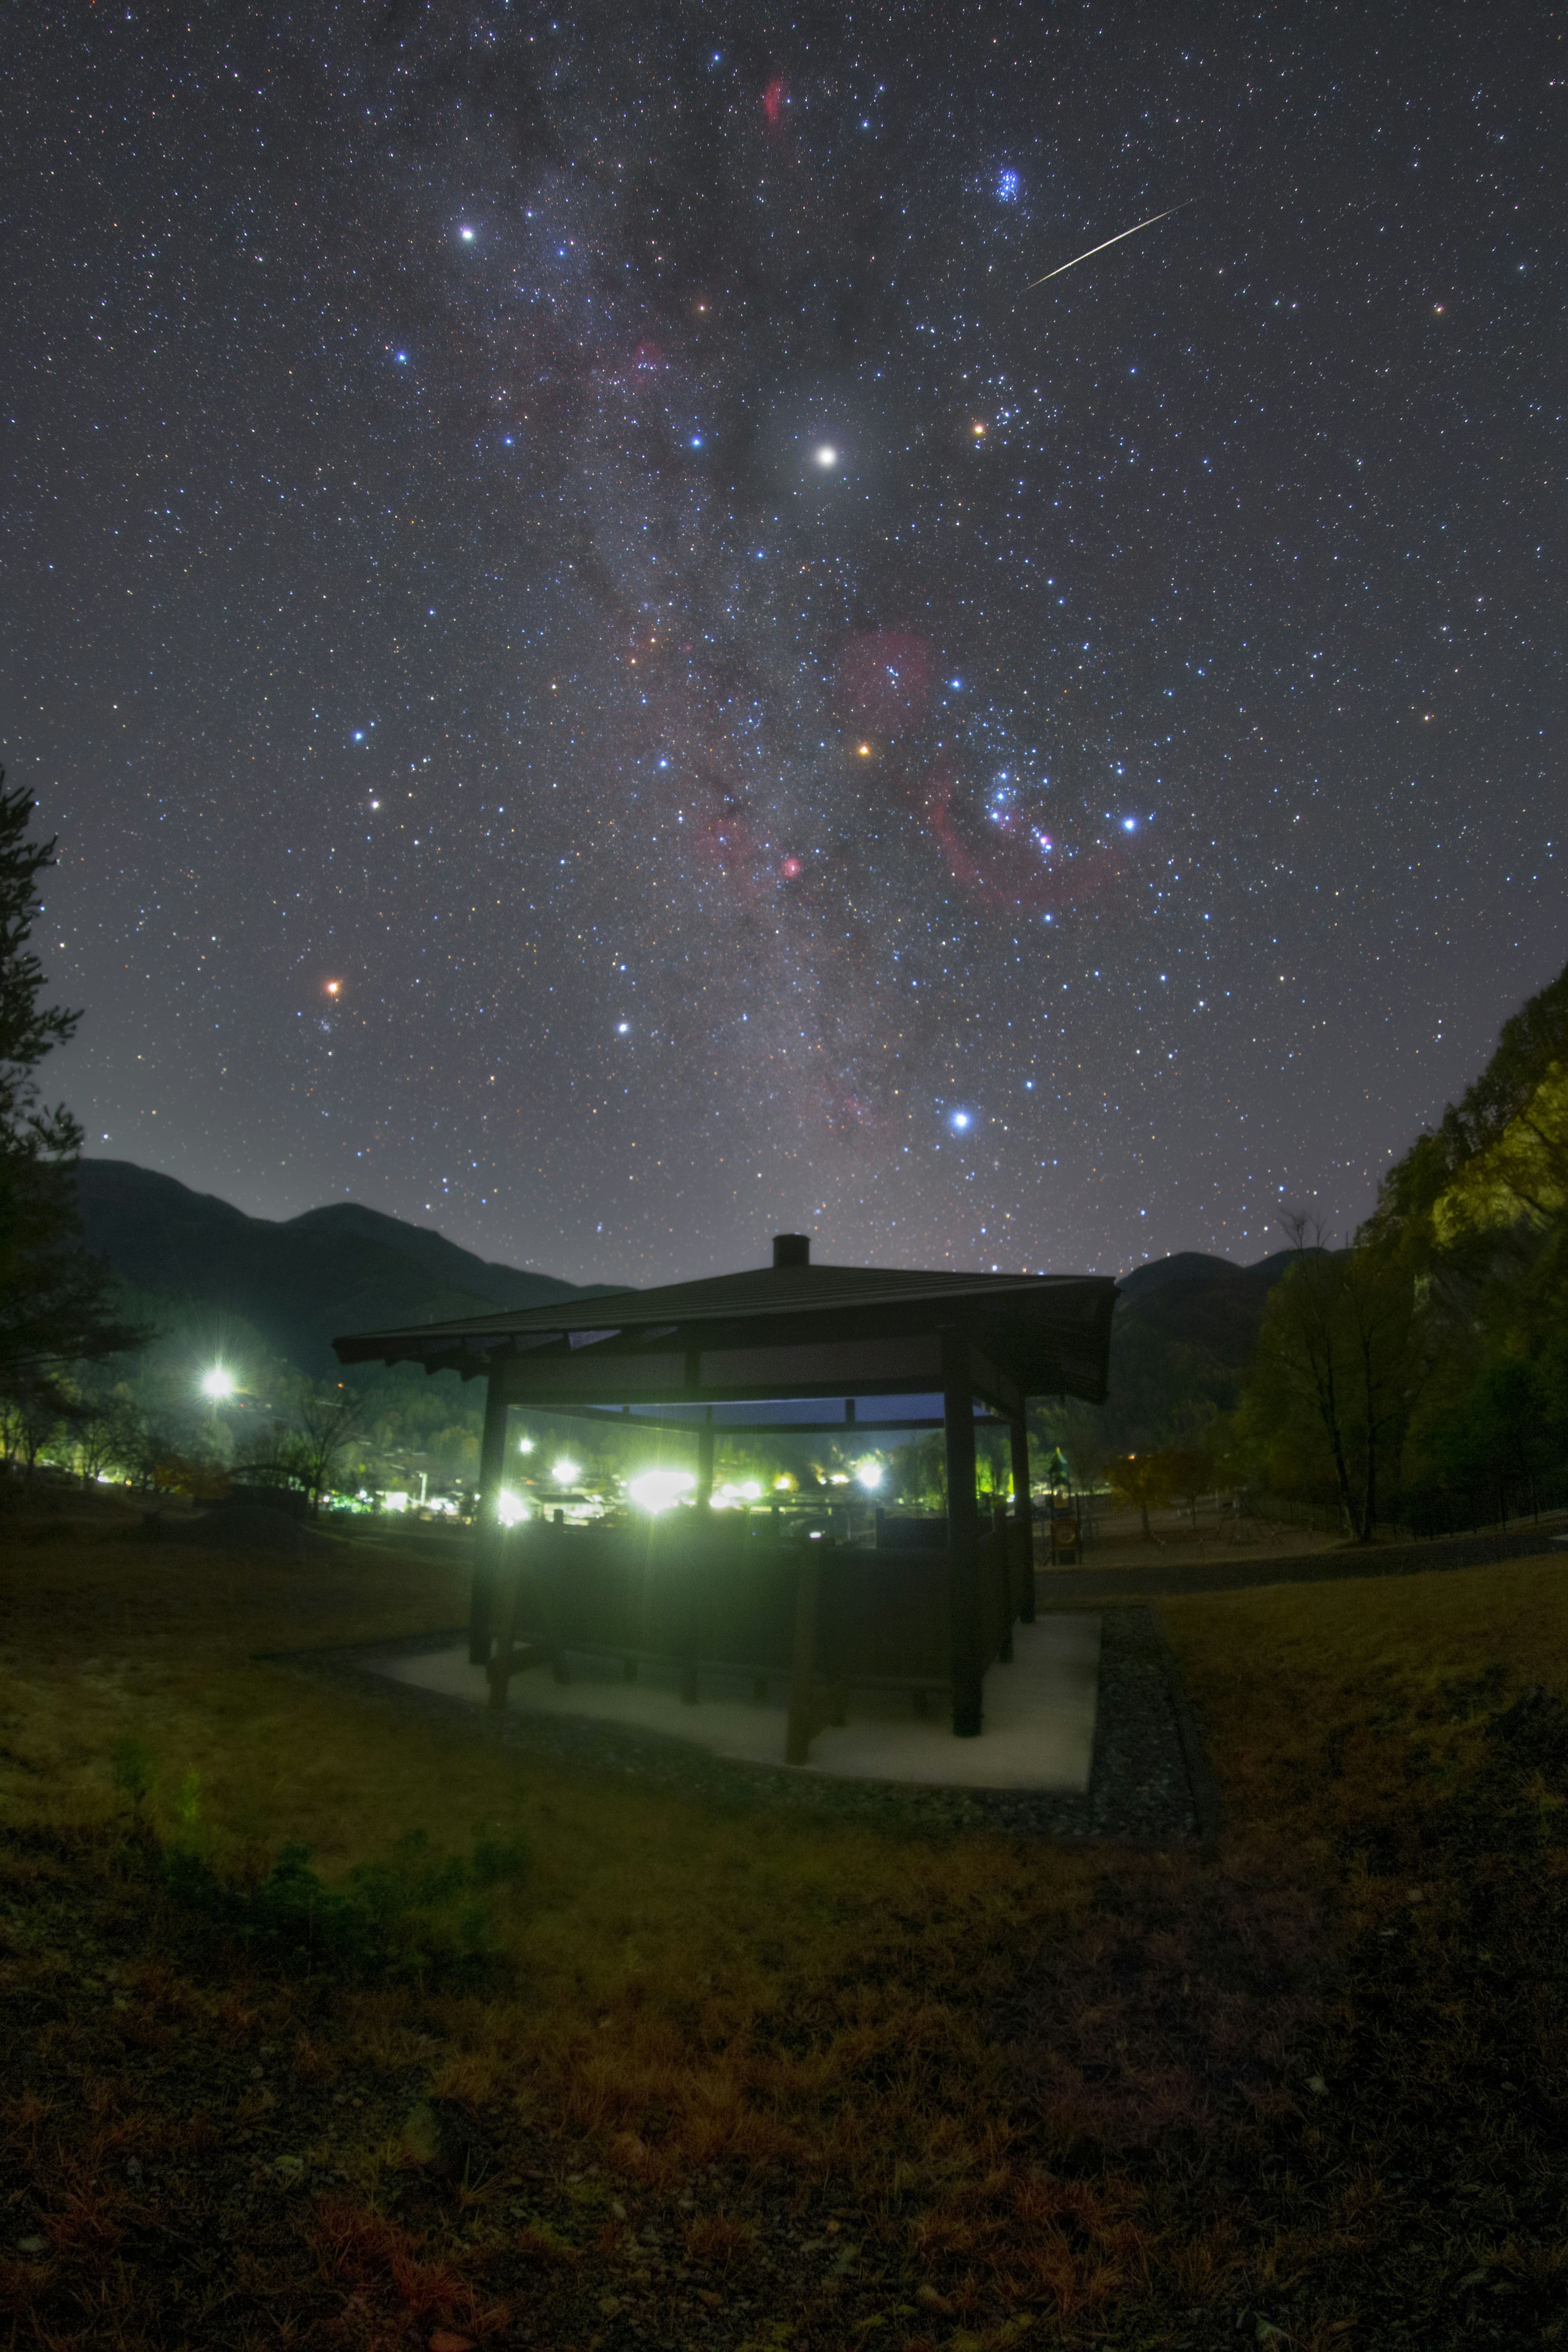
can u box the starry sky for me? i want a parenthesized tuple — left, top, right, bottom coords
(4, 3, 1562, 1287)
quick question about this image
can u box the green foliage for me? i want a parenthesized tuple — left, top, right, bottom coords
(1236, 1230, 1424, 1540)
(109, 1734, 158, 1811)
(171, 1768, 204, 1831)
(156, 1820, 530, 1980)
(1369, 958, 1568, 1247)
(0, 775, 145, 1422)
(1232, 957, 1568, 1532)
(1105, 1450, 1173, 1537)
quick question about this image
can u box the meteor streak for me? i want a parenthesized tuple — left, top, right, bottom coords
(1024, 203, 1185, 290)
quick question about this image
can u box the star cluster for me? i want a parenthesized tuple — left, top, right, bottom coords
(4, 5, 1560, 1281)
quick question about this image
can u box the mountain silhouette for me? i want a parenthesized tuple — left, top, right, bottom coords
(73, 1159, 622, 1376)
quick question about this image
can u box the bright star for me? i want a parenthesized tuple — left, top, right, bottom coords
(459, 225, 475, 241)
(813, 445, 838, 467)
(951, 1111, 971, 1131)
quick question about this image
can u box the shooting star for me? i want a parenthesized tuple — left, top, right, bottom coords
(1024, 204, 1185, 290)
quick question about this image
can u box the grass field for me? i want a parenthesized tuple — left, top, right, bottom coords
(2, 1493, 1565, 2352)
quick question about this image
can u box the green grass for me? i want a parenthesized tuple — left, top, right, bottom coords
(1, 1490, 1566, 2350)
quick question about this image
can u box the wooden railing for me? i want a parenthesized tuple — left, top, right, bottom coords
(484, 1515, 1031, 1760)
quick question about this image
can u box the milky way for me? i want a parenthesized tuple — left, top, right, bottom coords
(4, 5, 1560, 1283)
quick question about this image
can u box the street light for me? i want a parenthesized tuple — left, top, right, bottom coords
(201, 1368, 235, 1403)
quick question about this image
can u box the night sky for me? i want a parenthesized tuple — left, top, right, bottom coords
(5, 4, 1561, 1287)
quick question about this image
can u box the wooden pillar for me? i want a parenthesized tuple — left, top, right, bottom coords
(943, 1332, 982, 1737)
(785, 1546, 821, 1765)
(486, 1525, 520, 1712)
(468, 1367, 510, 1664)
(1010, 1417, 1036, 1624)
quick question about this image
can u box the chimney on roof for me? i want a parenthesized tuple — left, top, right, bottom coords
(772, 1232, 811, 1270)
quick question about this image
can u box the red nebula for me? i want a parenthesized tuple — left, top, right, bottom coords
(923, 764, 1126, 915)
(781, 855, 803, 879)
(835, 630, 935, 738)
(762, 77, 787, 130)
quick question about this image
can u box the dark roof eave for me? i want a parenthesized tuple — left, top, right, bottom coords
(331, 1265, 1116, 1364)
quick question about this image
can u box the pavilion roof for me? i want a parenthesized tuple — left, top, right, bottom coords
(333, 1253, 1117, 1410)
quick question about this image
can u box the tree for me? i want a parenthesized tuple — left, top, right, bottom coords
(1368, 957, 1568, 1256)
(1164, 1441, 1218, 1532)
(73, 1392, 146, 1490)
(0, 775, 143, 1419)
(1105, 1450, 1174, 1540)
(1241, 1216, 1424, 1542)
(0, 1371, 65, 1479)
(286, 1379, 363, 1516)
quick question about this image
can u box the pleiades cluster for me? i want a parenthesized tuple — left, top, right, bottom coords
(5, 4, 1558, 1283)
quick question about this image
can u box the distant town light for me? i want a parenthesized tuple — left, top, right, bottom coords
(628, 1468, 695, 1514)
(855, 1461, 884, 1491)
(552, 1458, 580, 1486)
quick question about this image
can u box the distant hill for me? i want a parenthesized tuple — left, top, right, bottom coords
(73, 1160, 624, 1376)
(1103, 1247, 1302, 1448)
(1117, 1247, 1300, 1359)
(69, 1157, 1296, 1426)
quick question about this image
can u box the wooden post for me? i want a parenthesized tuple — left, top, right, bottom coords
(1010, 1416, 1036, 1624)
(994, 1502, 1014, 1662)
(469, 1367, 510, 1665)
(487, 1526, 520, 1712)
(943, 1332, 982, 1737)
(785, 1546, 822, 1764)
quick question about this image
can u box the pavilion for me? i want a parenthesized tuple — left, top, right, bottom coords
(333, 1235, 1114, 1751)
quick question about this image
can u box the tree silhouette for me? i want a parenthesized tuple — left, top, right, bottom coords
(0, 774, 143, 1413)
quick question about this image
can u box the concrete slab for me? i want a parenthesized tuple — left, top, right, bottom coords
(363, 1615, 1101, 1792)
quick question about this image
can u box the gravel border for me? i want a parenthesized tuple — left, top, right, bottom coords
(271, 1602, 1207, 1844)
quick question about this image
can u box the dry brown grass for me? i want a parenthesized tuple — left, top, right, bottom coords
(2, 1490, 1567, 2350)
